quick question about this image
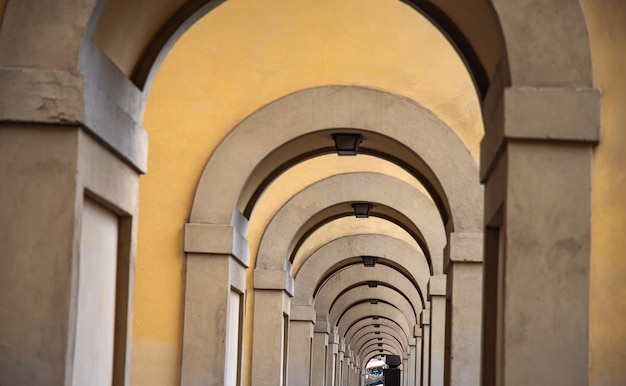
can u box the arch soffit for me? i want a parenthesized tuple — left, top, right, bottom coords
(292, 216, 420, 272)
(85, 0, 506, 92)
(360, 342, 401, 360)
(189, 86, 481, 234)
(313, 265, 423, 318)
(345, 319, 409, 350)
(337, 302, 411, 340)
(329, 286, 418, 328)
(3, 2, 593, 126)
(292, 234, 429, 306)
(352, 329, 406, 355)
(256, 172, 445, 273)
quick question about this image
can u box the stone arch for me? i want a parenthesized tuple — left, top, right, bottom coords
(292, 234, 429, 308)
(256, 172, 445, 275)
(360, 342, 402, 359)
(345, 319, 409, 352)
(336, 303, 412, 339)
(328, 286, 418, 328)
(188, 86, 481, 234)
(0, 1, 603, 385)
(312, 265, 422, 326)
(353, 331, 406, 355)
(292, 216, 420, 274)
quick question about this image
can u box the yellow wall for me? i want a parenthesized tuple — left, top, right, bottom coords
(135, 0, 481, 384)
(582, 1, 626, 384)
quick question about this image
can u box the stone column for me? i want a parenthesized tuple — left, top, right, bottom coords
(444, 233, 482, 386)
(403, 356, 409, 386)
(182, 224, 249, 386)
(327, 333, 339, 386)
(288, 306, 315, 386)
(413, 325, 422, 386)
(342, 350, 351, 386)
(481, 87, 600, 386)
(421, 309, 430, 386)
(311, 320, 330, 386)
(408, 339, 418, 386)
(251, 269, 294, 386)
(336, 342, 345, 386)
(0, 125, 142, 386)
(428, 276, 446, 386)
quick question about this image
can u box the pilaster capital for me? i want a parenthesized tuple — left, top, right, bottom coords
(445, 232, 483, 271)
(481, 86, 601, 181)
(314, 319, 331, 334)
(253, 268, 294, 296)
(290, 305, 316, 322)
(420, 309, 430, 327)
(184, 223, 250, 267)
(428, 275, 447, 298)
(414, 324, 422, 338)
(503, 87, 600, 142)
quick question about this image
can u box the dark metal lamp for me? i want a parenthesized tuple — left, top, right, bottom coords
(362, 255, 377, 267)
(332, 133, 363, 156)
(352, 203, 373, 218)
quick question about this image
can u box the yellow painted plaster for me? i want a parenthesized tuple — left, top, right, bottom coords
(582, 1, 626, 384)
(135, 0, 482, 384)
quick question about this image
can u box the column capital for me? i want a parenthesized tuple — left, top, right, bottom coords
(420, 309, 430, 326)
(503, 87, 600, 142)
(184, 223, 250, 267)
(290, 305, 315, 322)
(314, 319, 331, 334)
(445, 232, 483, 272)
(253, 269, 294, 296)
(428, 275, 447, 299)
(481, 86, 601, 181)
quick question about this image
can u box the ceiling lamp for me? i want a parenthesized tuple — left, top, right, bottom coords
(378, 343, 383, 347)
(332, 133, 363, 156)
(370, 299, 379, 304)
(352, 203, 373, 218)
(362, 256, 377, 267)
(368, 281, 378, 288)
